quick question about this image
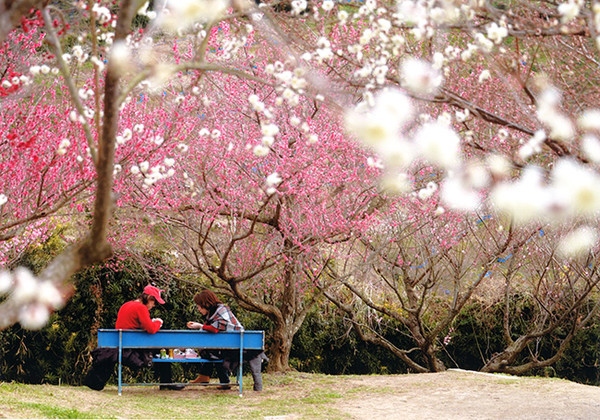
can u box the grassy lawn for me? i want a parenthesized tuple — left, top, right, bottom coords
(0, 372, 370, 419)
(4, 370, 600, 419)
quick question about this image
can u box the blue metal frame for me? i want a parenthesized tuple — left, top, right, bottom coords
(97, 329, 264, 396)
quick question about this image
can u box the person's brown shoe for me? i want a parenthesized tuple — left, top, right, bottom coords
(190, 374, 210, 384)
(216, 384, 231, 390)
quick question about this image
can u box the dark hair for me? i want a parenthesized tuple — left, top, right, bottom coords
(138, 293, 156, 305)
(193, 289, 221, 309)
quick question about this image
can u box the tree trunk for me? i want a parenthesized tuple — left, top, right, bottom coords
(267, 320, 294, 372)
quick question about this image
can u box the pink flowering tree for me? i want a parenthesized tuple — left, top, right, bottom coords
(114, 68, 383, 370)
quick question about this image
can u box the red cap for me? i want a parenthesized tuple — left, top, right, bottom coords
(143, 285, 165, 304)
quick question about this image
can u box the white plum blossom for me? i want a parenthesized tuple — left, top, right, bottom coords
(536, 86, 575, 142)
(400, 58, 442, 95)
(478, 70, 491, 83)
(367, 156, 384, 169)
(159, 0, 228, 30)
(291, 0, 308, 15)
(486, 154, 512, 179)
(377, 139, 414, 169)
(177, 143, 189, 153)
(262, 136, 274, 146)
(490, 166, 552, 224)
(0, 193, 7, 206)
(261, 123, 279, 137)
(57, 138, 71, 155)
(322, 0, 335, 12)
(582, 135, 600, 163)
(396, 0, 428, 25)
(253, 144, 270, 157)
(164, 157, 175, 167)
(413, 122, 462, 169)
(0, 270, 12, 294)
(578, 109, 600, 131)
(558, 1, 581, 24)
(92, 4, 111, 24)
(345, 88, 413, 149)
(266, 172, 282, 187)
(487, 22, 508, 44)
(518, 130, 546, 160)
(418, 182, 438, 201)
(557, 226, 599, 258)
(19, 303, 50, 330)
(550, 158, 600, 217)
(380, 172, 411, 194)
(455, 109, 469, 122)
(37, 281, 64, 309)
(440, 175, 480, 211)
(12, 267, 38, 304)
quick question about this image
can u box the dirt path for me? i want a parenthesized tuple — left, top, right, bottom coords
(333, 369, 600, 419)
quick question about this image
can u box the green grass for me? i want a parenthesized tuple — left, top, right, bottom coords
(7, 401, 109, 419)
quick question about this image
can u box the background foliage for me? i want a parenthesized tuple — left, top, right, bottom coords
(1, 234, 599, 385)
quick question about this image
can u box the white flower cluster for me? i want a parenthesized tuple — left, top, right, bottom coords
(137, 1, 157, 20)
(558, 1, 581, 24)
(116, 128, 133, 145)
(486, 21, 508, 44)
(346, 88, 463, 194)
(536, 85, 575, 142)
(0, 193, 7, 206)
(1, 73, 30, 89)
(130, 158, 176, 187)
(0, 268, 64, 330)
(518, 130, 546, 160)
(29, 65, 56, 76)
(265, 172, 283, 195)
(91, 4, 112, 24)
(157, 0, 228, 31)
(400, 58, 442, 95)
(291, 0, 308, 15)
(56, 138, 71, 155)
(492, 158, 600, 227)
(593, 3, 600, 50)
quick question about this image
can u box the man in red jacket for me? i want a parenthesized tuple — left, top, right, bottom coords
(84, 285, 184, 391)
(115, 284, 165, 333)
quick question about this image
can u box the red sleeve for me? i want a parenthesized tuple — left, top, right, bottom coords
(116, 301, 161, 334)
(137, 305, 161, 334)
(201, 324, 219, 333)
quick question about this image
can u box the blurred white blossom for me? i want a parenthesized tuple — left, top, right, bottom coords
(578, 109, 600, 131)
(19, 303, 50, 330)
(557, 226, 598, 258)
(490, 166, 551, 224)
(0, 270, 12, 294)
(558, 1, 580, 24)
(400, 58, 442, 95)
(551, 158, 600, 217)
(413, 122, 461, 169)
(582, 135, 600, 163)
(158, 0, 228, 30)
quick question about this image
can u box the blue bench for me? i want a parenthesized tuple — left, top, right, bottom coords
(97, 329, 265, 396)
